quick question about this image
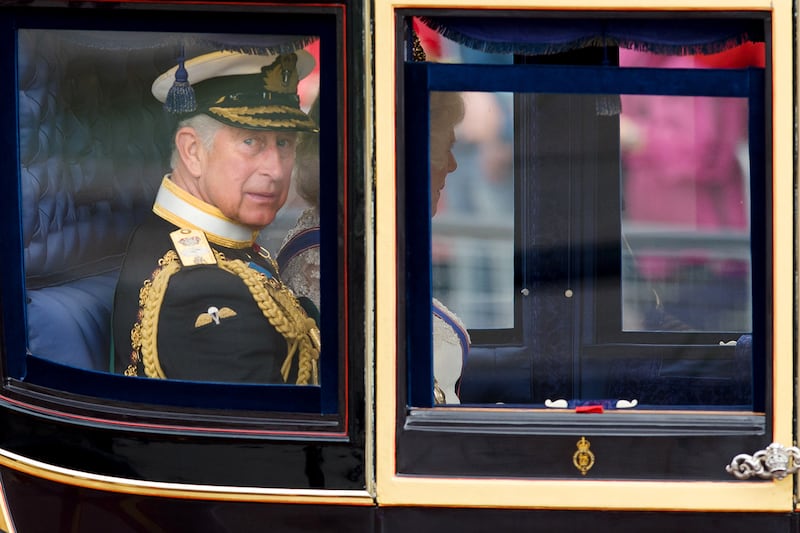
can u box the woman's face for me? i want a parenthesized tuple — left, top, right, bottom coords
(430, 128, 458, 217)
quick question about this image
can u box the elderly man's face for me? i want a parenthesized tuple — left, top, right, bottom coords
(196, 126, 297, 229)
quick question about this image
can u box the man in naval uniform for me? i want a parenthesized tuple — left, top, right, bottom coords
(112, 49, 320, 385)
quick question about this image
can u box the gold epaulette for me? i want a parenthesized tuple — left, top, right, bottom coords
(126, 249, 320, 385)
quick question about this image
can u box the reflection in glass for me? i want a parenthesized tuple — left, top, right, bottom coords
(428, 90, 515, 404)
(620, 94, 751, 333)
(431, 91, 515, 332)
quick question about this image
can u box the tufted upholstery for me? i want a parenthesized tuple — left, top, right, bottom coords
(20, 30, 176, 370)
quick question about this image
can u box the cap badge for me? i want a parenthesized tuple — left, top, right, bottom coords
(262, 53, 299, 95)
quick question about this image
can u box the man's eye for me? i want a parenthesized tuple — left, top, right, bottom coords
(243, 138, 255, 146)
(276, 138, 289, 148)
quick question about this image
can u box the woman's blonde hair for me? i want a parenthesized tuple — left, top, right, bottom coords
(429, 91, 465, 170)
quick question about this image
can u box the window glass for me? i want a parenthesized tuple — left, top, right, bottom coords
(423, 22, 516, 333)
(430, 90, 515, 331)
(410, 34, 763, 411)
(620, 93, 751, 333)
(19, 29, 324, 386)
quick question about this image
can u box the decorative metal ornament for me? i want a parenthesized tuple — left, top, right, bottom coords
(433, 379, 446, 405)
(573, 436, 595, 475)
(726, 442, 800, 480)
(412, 33, 426, 62)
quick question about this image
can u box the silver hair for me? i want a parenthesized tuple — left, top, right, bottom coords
(169, 114, 225, 169)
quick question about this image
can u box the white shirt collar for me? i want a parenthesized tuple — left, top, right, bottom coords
(152, 176, 258, 248)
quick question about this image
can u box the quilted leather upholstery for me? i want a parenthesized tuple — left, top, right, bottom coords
(20, 30, 176, 370)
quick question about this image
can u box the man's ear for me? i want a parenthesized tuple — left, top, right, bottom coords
(174, 127, 204, 177)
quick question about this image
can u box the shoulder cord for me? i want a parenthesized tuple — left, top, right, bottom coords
(215, 251, 320, 385)
(127, 250, 320, 385)
(126, 250, 180, 378)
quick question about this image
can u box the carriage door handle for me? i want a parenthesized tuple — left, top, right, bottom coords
(726, 442, 800, 480)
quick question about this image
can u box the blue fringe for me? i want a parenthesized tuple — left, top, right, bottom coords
(418, 16, 752, 57)
(54, 32, 317, 55)
(211, 36, 318, 55)
(616, 35, 752, 57)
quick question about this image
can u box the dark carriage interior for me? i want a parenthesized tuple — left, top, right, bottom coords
(20, 30, 173, 372)
(8, 5, 350, 417)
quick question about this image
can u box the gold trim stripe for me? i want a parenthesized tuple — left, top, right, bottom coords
(209, 106, 315, 130)
(0, 446, 373, 505)
(0, 479, 13, 533)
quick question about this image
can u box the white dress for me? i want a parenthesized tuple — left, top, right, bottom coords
(432, 298, 470, 404)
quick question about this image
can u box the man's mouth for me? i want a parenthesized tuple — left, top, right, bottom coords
(246, 192, 277, 201)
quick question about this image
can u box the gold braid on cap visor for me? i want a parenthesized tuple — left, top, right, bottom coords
(209, 105, 318, 130)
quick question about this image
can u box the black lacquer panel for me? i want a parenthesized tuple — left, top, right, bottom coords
(2, 467, 793, 533)
(1, 467, 375, 533)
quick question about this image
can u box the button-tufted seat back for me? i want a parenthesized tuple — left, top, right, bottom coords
(20, 30, 175, 371)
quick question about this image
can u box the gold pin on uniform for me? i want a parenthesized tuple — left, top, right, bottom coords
(170, 228, 216, 266)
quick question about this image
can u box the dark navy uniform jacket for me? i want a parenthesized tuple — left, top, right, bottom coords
(112, 211, 315, 384)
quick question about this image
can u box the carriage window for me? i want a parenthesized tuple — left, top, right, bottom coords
(404, 17, 766, 411)
(4, 11, 346, 417)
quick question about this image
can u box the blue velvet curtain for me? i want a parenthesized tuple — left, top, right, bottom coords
(418, 16, 764, 56)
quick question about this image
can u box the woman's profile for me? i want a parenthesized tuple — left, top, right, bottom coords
(277, 88, 467, 403)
